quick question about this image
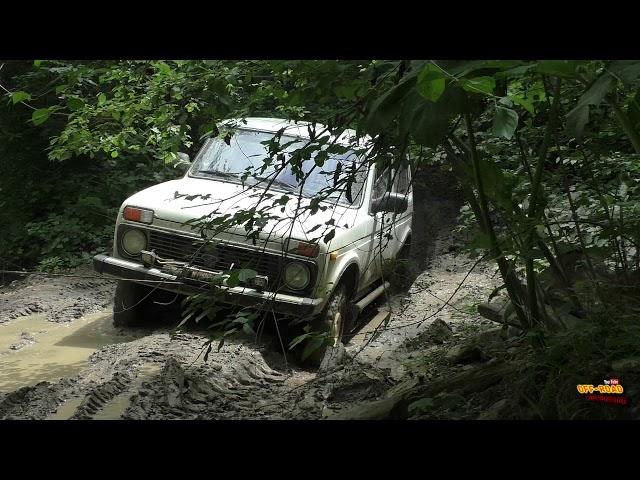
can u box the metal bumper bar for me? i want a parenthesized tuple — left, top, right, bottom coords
(93, 254, 323, 317)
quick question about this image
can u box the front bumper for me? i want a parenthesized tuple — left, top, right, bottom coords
(93, 254, 324, 317)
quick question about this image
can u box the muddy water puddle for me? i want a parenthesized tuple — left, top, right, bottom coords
(0, 310, 139, 392)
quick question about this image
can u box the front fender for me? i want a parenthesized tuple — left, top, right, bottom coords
(319, 249, 361, 299)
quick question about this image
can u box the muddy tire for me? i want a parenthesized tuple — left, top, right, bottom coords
(113, 280, 154, 327)
(391, 239, 412, 291)
(304, 282, 352, 367)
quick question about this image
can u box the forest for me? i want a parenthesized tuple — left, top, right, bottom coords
(1, 59, 639, 420)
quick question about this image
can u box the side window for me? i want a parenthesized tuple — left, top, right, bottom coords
(393, 166, 411, 195)
(372, 166, 392, 199)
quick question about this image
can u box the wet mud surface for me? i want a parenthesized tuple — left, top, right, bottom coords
(0, 168, 505, 420)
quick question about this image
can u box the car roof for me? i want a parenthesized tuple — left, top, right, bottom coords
(219, 117, 370, 147)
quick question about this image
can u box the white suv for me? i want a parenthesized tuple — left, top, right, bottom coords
(94, 117, 413, 350)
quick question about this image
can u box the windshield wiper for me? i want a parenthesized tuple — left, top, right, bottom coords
(250, 175, 297, 190)
(195, 170, 239, 179)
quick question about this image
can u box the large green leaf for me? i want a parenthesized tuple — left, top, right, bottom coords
(491, 106, 518, 139)
(478, 158, 516, 211)
(445, 60, 524, 77)
(398, 91, 450, 147)
(416, 64, 446, 102)
(362, 76, 415, 135)
(238, 268, 257, 282)
(566, 74, 614, 140)
(10, 91, 31, 104)
(31, 108, 51, 126)
(609, 60, 640, 84)
(533, 60, 583, 78)
(459, 76, 496, 95)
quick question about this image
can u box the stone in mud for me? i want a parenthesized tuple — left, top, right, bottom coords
(445, 344, 483, 364)
(424, 318, 453, 344)
(8, 332, 36, 351)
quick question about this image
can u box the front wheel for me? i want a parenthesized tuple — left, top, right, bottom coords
(304, 282, 353, 367)
(113, 280, 155, 327)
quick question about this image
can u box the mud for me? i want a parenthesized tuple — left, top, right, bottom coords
(0, 267, 114, 323)
(0, 167, 506, 420)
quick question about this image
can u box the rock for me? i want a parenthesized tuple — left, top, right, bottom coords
(424, 318, 453, 344)
(318, 344, 346, 374)
(445, 344, 483, 364)
(477, 399, 509, 420)
(612, 357, 640, 373)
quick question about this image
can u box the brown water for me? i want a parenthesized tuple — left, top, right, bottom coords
(0, 310, 136, 393)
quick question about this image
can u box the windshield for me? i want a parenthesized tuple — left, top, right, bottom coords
(189, 129, 367, 205)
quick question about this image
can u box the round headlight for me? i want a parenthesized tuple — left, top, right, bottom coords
(283, 261, 311, 291)
(121, 229, 147, 256)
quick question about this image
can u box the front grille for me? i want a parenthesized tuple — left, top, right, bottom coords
(147, 229, 288, 290)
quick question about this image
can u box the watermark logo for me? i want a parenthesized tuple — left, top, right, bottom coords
(577, 378, 629, 406)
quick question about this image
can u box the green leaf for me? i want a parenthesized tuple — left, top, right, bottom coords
(398, 87, 465, 147)
(301, 336, 325, 361)
(242, 323, 255, 335)
(31, 108, 51, 126)
(459, 76, 495, 95)
(363, 77, 415, 134)
(97, 93, 106, 105)
(609, 60, 640, 85)
(67, 97, 85, 111)
(491, 106, 518, 139)
(510, 95, 534, 114)
(288, 332, 313, 350)
(155, 62, 172, 76)
(11, 91, 31, 104)
(416, 64, 446, 102)
(33, 60, 42, 67)
(533, 60, 582, 78)
(566, 74, 614, 140)
(225, 271, 240, 288)
(238, 268, 257, 282)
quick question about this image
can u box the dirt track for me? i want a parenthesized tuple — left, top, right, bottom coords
(0, 166, 503, 420)
(0, 243, 500, 420)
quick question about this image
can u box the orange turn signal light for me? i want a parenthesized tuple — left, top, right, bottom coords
(123, 206, 154, 224)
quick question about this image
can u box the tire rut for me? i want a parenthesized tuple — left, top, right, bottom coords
(70, 372, 134, 420)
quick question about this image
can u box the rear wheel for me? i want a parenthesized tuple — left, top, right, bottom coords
(390, 238, 412, 291)
(113, 280, 155, 327)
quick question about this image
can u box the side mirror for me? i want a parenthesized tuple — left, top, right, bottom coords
(371, 192, 409, 214)
(177, 152, 191, 163)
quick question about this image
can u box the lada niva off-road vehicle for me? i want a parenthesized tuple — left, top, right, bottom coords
(94, 118, 413, 359)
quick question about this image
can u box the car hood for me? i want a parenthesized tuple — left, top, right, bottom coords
(122, 176, 359, 249)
